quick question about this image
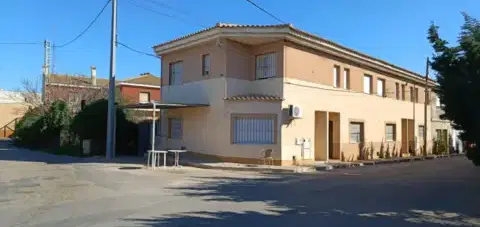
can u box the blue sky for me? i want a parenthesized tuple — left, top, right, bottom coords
(0, 0, 478, 90)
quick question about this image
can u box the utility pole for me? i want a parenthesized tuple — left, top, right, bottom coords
(106, 0, 117, 160)
(423, 58, 429, 157)
(42, 40, 51, 103)
(412, 84, 416, 155)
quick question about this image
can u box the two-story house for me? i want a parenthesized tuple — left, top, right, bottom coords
(154, 23, 436, 165)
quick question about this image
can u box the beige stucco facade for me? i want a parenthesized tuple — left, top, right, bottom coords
(155, 23, 435, 165)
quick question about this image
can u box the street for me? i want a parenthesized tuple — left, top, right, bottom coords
(0, 141, 479, 227)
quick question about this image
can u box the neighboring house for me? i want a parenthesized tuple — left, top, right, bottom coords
(117, 73, 161, 104)
(45, 66, 109, 112)
(0, 89, 30, 138)
(45, 67, 160, 111)
(153, 23, 436, 165)
(431, 93, 463, 153)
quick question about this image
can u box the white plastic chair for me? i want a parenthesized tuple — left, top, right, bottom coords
(261, 149, 274, 165)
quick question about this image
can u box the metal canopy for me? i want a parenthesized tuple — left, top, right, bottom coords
(123, 102, 209, 110)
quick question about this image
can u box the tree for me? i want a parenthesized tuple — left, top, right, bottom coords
(427, 13, 480, 165)
(70, 99, 137, 156)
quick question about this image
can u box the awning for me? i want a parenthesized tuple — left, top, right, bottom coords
(123, 101, 209, 110)
(224, 94, 283, 102)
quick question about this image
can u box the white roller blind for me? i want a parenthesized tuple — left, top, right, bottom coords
(363, 75, 371, 94)
(343, 69, 349, 89)
(377, 79, 385, 97)
(170, 62, 183, 85)
(333, 66, 339, 87)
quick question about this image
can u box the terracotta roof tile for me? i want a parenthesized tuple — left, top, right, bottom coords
(47, 74, 109, 87)
(225, 94, 283, 102)
(122, 73, 160, 86)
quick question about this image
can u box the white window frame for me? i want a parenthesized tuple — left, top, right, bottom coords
(232, 115, 276, 144)
(385, 124, 396, 141)
(349, 122, 364, 144)
(377, 78, 385, 97)
(363, 75, 372, 94)
(255, 52, 277, 80)
(169, 61, 183, 85)
(139, 92, 150, 103)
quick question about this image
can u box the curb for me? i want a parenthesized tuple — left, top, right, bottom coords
(184, 162, 316, 173)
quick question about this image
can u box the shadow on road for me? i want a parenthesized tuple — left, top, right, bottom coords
(124, 166, 480, 227)
(0, 139, 143, 165)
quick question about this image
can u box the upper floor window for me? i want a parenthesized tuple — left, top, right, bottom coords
(395, 83, 400, 100)
(410, 86, 415, 102)
(436, 96, 441, 107)
(139, 92, 150, 103)
(363, 75, 372, 94)
(377, 78, 385, 97)
(333, 65, 340, 88)
(202, 54, 211, 76)
(401, 84, 406, 100)
(415, 87, 419, 103)
(169, 61, 183, 85)
(343, 68, 350, 89)
(256, 52, 276, 80)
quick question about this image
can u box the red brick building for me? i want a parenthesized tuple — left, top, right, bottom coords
(117, 73, 161, 104)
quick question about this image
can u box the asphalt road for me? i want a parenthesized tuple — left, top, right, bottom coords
(0, 140, 479, 227)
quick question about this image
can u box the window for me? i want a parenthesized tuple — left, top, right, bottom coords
(395, 83, 400, 100)
(401, 84, 406, 100)
(410, 87, 415, 102)
(255, 52, 277, 79)
(333, 65, 340, 88)
(232, 115, 276, 144)
(436, 96, 441, 107)
(377, 78, 385, 97)
(349, 122, 364, 143)
(139, 92, 150, 103)
(168, 118, 182, 139)
(418, 125, 425, 140)
(415, 88, 419, 103)
(169, 61, 183, 85)
(363, 75, 372, 94)
(202, 54, 211, 76)
(343, 68, 350, 89)
(385, 124, 396, 141)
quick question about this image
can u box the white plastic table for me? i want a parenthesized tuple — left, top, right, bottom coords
(147, 150, 168, 169)
(168, 150, 187, 167)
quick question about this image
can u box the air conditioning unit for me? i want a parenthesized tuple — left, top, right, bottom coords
(288, 105, 302, 118)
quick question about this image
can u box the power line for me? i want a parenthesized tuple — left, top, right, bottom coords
(124, 0, 208, 28)
(243, 0, 286, 24)
(139, 0, 191, 17)
(0, 42, 43, 45)
(117, 41, 159, 59)
(55, 0, 111, 48)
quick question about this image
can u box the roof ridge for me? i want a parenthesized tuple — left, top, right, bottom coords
(122, 73, 154, 82)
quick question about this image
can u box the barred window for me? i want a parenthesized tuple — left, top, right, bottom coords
(232, 115, 276, 144)
(350, 122, 364, 143)
(255, 52, 277, 80)
(385, 124, 396, 141)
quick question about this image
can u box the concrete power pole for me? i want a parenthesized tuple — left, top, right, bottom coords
(423, 57, 429, 156)
(106, 0, 117, 160)
(42, 40, 51, 103)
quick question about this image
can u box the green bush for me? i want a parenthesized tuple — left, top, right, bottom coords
(13, 101, 71, 149)
(70, 99, 137, 156)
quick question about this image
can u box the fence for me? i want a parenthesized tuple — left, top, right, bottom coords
(0, 118, 18, 138)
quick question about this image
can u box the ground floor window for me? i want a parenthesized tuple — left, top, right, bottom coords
(168, 118, 182, 139)
(232, 114, 276, 144)
(349, 122, 364, 143)
(385, 123, 396, 141)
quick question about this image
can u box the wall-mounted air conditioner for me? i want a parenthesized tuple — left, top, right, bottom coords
(288, 105, 302, 119)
